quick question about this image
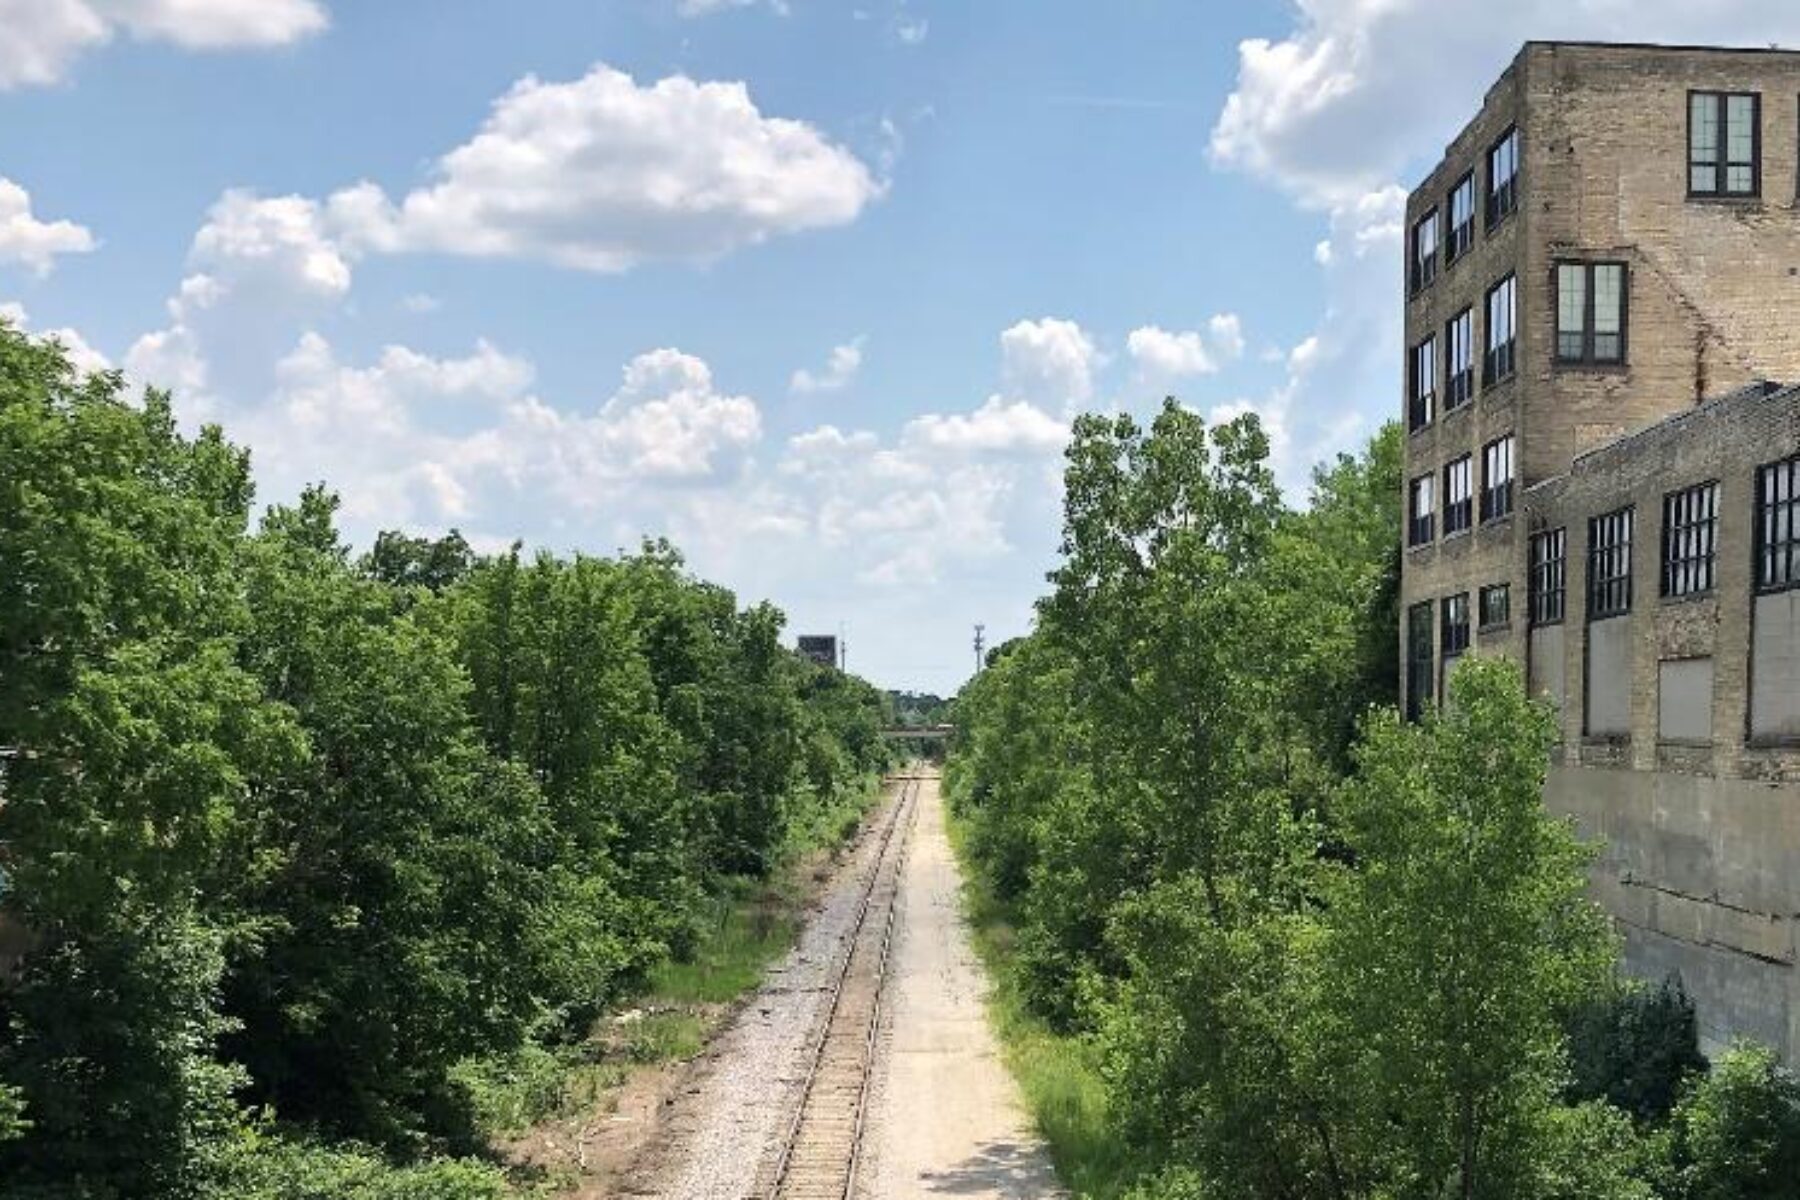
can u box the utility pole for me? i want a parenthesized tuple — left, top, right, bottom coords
(973, 624, 986, 675)
(839, 622, 848, 673)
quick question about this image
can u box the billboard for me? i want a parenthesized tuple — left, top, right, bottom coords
(797, 635, 839, 669)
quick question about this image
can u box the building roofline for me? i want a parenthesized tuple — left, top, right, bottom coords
(1411, 40, 1800, 199)
(1522, 380, 1795, 496)
(1523, 39, 1800, 57)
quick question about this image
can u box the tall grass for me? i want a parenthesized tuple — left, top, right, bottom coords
(947, 812, 1143, 1199)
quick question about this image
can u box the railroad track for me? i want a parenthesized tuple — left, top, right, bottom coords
(766, 771, 921, 1200)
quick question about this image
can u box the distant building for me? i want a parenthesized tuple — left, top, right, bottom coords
(798, 635, 840, 669)
(1400, 42, 1800, 1063)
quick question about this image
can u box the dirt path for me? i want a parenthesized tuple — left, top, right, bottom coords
(859, 775, 1063, 1199)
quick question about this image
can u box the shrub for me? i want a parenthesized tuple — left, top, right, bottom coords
(1668, 1043, 1800, 1200)
(1568, 975, 1708, 1123)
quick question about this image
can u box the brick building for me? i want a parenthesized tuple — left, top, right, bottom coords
(1399, 42, 1800, 1062)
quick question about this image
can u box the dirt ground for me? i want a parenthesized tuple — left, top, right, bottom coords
(858, 774, 1064, 1199)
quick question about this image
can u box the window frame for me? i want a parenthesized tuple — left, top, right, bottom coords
(1444, 307, 1474, 410)
(1530, 527, 1567, 627)
(1480, 433, 1515, 524)
(1555, 261, 1630, 367)
(1687, 90, 1761, 199)
(1446, 171, 1476, 263)
(1409, 334, 1437, 431)
(1479, 582, 1511, 630)
(1410, 207, 1440, 295)
(1486, 126, 1520, 230)
(1441, 594, 1472, 696)
(1588, 506, 1635, 621)
(1484, 274, 1517, 386)
(1408, 473, 1436, 547)
(1406, 600, 1435, 721)
(1443, 454, 1473, 537)
(1661, 480, 1720, 599)
(1755, 451, 1800, 594)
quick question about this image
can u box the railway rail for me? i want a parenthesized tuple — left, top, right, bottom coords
(765, 770, 922, 1200)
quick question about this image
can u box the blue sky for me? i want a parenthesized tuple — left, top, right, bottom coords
(7, 0, 1800, 693)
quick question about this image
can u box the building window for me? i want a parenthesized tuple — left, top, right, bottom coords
(1409, 474, 1436, 547)
(1588, 507, 1634, 620)
(1410, 209, 1439, 294)
(1480, 583, 1511, 629)
(1480, 434, 1515, 522)
(1445, 308, 1474, 410)
(1447, 172, 1476, 262)
(1444, 455, 1473, 536)
(1406, 601, 1434, 721)
(1661, 481, 1719, 598)
(1531, 528, 1567, 626)
(1442, 594, 1472, 691)
(1556, 262, 1628, 365)
(1755, 451, 1800, 592)
(1486, 126, 1519, 227)
(1689, 91, 1759, 197)
(1484, 274, 1517, 385)
(1410, 335, 1436, 430)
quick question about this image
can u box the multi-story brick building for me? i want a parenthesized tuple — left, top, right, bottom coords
(1399, 41, 1800, 1063)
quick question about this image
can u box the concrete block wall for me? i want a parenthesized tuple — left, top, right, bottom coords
(1527, 383, 1800, 1064)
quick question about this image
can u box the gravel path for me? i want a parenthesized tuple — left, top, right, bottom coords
(625, 783, 907, 1199)
(859, 775, 1064, 1199)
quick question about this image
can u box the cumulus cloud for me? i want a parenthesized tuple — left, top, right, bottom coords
(191, 189, 351, 298)
(0, 0, 326, 89)
(326, 63, 882, 272)
(0, 177, 97, 275)
(999, 317, 1099, 408)
(1127, 314, 1246, 384)
(1, 299, 111, 374)
(790, 336, 865, 394)
(903, 396, 1067, 456)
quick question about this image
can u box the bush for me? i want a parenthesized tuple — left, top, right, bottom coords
(1668, 1043, 1800, 1200)
(214, 1134, 512, 1200)
(1568, 975, 1708, 1123)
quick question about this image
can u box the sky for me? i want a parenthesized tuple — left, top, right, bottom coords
(7, 1, 1800, 695)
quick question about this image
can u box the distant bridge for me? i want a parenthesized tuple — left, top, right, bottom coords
(879, 724, 955, 742)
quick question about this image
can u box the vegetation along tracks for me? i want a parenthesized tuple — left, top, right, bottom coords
(767, 770, 921, 1199)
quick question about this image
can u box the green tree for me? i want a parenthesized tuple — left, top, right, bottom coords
(1666, 1043, 1800, 1200)
(1325, 659, 1615, 1198)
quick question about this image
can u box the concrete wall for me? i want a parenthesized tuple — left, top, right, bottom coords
(1548, 764, 1800, 1060)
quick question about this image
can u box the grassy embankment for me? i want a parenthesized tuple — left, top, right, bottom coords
(456, 772, 887, 1172)
(944, 808, 1141, 1199)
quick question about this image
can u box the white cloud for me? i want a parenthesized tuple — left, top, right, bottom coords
(0, 177, 97, 275)
(999, 317, 1099, 408)
(590, 347, 762, 481)
(1, 299, 111, 374)
(1126, 314, 1246, 385)
(902, 396, 1068, 456)
(401, 292, 441, 314)
(103, 0, 327, 49)
(790, 336, 865, 394)
(0, 0, 325, 89)
(675, 0, 787, 15)
(326, 63, 882, 272)
(191, 189, 350, 298)
(125, 322, 207, 401)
